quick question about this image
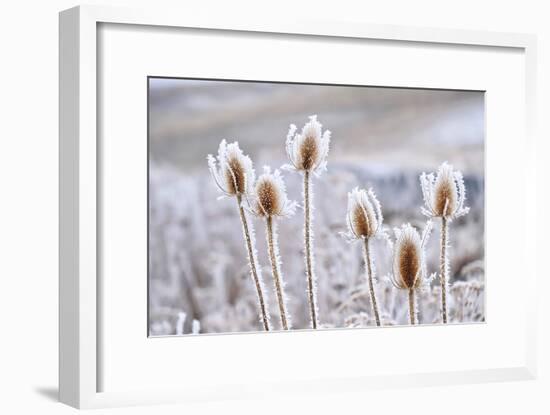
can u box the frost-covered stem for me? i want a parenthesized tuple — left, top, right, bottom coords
(236, 195, 270, 331)
(408, 289, 416, 325)
(440, 216, 449, 324)
(362, 238, 381, 326)
(303, 171, 318, 329)
(266, 216, 289, 330)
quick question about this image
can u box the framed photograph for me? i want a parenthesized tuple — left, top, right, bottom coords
(59, 5, 538, 409)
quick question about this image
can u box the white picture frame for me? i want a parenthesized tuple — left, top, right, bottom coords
(59, 4, 538, 409)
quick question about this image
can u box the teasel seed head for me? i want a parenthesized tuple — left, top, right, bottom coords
(390, 221, 432, 290)
(251, 166, 297, 218)
(344, 187, 385, 241)
(283, 115, 331, 176)
(419, 162, 470, 220)
(207, 139, 255, 197)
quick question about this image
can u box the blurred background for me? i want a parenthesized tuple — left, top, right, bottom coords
(148, 78, 485, 335)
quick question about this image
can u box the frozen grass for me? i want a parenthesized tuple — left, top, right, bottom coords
(148, 82, 484, 335)
(148, 161, 484, 335)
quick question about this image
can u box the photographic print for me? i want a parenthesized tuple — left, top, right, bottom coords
(148, 78, 485, 336)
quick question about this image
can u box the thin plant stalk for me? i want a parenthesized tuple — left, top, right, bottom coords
(208, 141, 273, 331)
(249, 166, 295, 330)
(419, 162, 469, 324)
(303, 171, 318, 329)
(284, 116, 330, 329)
(440, 216, 449, 324)
(362, 238, 381, 326)
(408, 289, 416, 325)
(344, 187, 385, 327)
(266, 216, 289, 330)
(236, 195, 270, 331)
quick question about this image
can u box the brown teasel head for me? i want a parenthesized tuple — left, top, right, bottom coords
(207, 140, 255, 197)
(255, 176, 282, 217)
(351, 202, 377, 238)
(298, 134, 320, 171)
(433, 170, 457, 217)
(391, 224, 426, 290)
(346, 187, 382, 240)
(252, 167, 297, 218)
(225, 154, 247, 195)
(397, 237, 421, 289)
(284, 115, 331, 175)
(420, 162, 469, 220)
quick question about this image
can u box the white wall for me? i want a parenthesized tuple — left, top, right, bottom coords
(0, 0, 547, 414)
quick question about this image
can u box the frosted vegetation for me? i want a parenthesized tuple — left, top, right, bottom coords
(148, 80, 485, 335)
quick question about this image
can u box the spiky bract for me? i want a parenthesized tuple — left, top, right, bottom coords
(207, 139, 255, 197)
(419, 161, 470, 220)
(391, 223, 431, 290)
(283, 115, 331, 176)
(251, 167, 297, 218)
(345, 187, 384, 241)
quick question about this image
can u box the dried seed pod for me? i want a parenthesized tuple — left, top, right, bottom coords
(345, 187, 383, 240)
(283, 115, 331, 176)
(207, 139, 255, 197)
(390, 222, 432, 325)
(391, 223, 428, 290)
(419, 161, 469, 220)
(252, 167, 296, 218)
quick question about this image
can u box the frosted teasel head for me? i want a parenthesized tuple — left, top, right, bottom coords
(283, 115, 331, 176)
(207, 139, 255, 197)
(390, 222, 432, 290)
(250, 167, 297, 218)
(420, 162, 470, 220)
(344, 187, 385, 241)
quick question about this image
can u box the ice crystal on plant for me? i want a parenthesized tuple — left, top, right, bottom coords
(207, 140, 272, 331)
(249, 166, 297, 218)
(207, 139, 255, 197)
(420, 162, 469, 324)
(343, 187, 387, 242)
(283, 115, 331, 177)
(282, 115, 332, 329)
(419, 161, 470, 220)
(248, 166, 296, 330)
(390, 222, 432, 291)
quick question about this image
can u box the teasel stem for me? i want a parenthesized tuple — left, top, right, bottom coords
(440, 216, 449, 324)
(363, 238, 381, 326)
(236, 195, 270, 331)
(408, 289, 416, 325)
(266, 216, 289, 330)
(303, 171, 318, 329)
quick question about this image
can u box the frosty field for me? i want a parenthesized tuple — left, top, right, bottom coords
(148, 79, 485, 335)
